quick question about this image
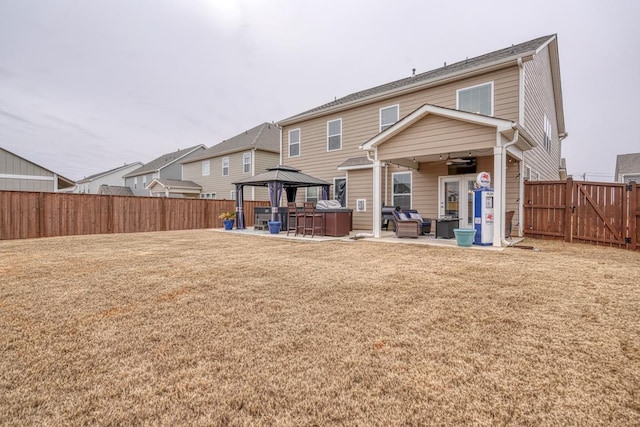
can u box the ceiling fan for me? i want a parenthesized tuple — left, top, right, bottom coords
(442, 153, 475, 165)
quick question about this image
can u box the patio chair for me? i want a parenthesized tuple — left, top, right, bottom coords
(403, 209, 431, 235)
(391, 210, 421, 238)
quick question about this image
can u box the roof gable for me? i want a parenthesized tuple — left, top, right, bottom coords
(77, 162, 143, 183)
(280, 35, 556, 125)
(124, 145, 205, 177)
(185, 122, 280, 164)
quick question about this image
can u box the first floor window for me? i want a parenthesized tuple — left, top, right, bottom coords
(457, 82, 493, 116)
(222, 157, 229, 176)
(380, 105, 399, 131)
(202, 160, 210, 176)
(289, 129, 300, 157)
(133, 177, 138, 189)
(392, 171, 412, 210)
(230, 190, 236, 200)
(543, 114, 553, 152)
(305, 186, 319, 204)
(243, 152, 251, 174)
(327, 119, 342, 151)
(524, 165, 532, 181)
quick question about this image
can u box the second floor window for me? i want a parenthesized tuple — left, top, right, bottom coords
(327, 119, 342, 151)
(289, 129, 300, 157)
(543, 114, 552, 153)
(380, 105, 399, 132)
(222, 157, 229, 176)
(243, 153, 251, 174)
(202, 160, 210, 176)
(457, 82, 493, 116)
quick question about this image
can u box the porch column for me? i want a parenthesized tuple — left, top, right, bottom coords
(373, 159, 382, 238)
(492, 146, 504, 247)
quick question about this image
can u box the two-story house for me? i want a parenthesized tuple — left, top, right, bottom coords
(182, 122, 280, 201)
(123, 145, 205, 196)
(278, 34, 567, 246)
(73, 162, 143, 194)
(0, 146, 75, 192)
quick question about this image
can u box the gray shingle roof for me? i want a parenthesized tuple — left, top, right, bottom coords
(185, 122, 280, 164)
(124, 145, 204, 178)
(78, 162, 143, 183)
(149, 179, 202, 189)
(337, 156, 373, 169)
(98, 185, 135, 196)
(615, 153, 640, 178)
(281, 35, 555, 122)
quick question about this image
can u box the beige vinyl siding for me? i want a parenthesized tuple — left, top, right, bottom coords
(505, 156, 521, 235)
(281, 66, 519, 181)
(377, 115, 497, 160)
(523, 45, 562, 179)
(0, 149, 55, 192)
(346, 168, 373, 230)
(182, 151, 277, 201)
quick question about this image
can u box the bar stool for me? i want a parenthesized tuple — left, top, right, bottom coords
(302, 202, 323, 237)
(286, 202, 298, 236)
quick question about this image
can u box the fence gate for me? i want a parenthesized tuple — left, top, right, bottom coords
(524, 178, 638, 251)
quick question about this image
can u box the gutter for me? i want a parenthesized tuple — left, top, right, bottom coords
(499, 125, 520, 247)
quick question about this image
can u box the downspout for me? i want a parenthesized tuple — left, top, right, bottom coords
(499, 126, 520, 246)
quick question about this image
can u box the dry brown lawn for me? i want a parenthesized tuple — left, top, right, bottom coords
(1, 230, 639, 426)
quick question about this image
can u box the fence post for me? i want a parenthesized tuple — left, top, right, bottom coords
(564, 178, 573, 243)
(630, 182, 637, 251)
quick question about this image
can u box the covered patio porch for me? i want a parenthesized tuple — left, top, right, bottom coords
(359, 104, 536, 247)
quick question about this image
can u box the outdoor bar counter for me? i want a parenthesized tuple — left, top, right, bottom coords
(317, 208, 353, 237)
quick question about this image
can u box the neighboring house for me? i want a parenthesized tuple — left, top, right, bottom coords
(146, 179, 202, 198)
(123, 145, 205, 196)
(182, 122, 280, 201)
(74, 162, 143, 194)
(614, 153, 640, 183)
(0, 146, 74, 192)
(278, 34, 568, 246)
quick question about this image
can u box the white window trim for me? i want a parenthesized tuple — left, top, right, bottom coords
(288, 128, 301, 158)
(392, 171, 412, 208)
(202, 160, 210, 176)
(243, 152, 252, 174)
(222, 157, 229, 176)
(380, 104, 399, 132)
(456, 81, 494, 116)
(305, 186, 319, 203)
(327, 118, 342, 151)
(524, 165, 532, 181)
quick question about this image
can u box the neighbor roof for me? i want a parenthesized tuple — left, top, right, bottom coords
(146, 179, 202, 189)
(184, 122, 280, 164)
(614, 153, 640, 179)
(124, 145, 205, 178)
(0, 146, 75, 188)
(77, 162, 143, 183)
(98, 185, 135, 196)
(279, 35, 556, 125)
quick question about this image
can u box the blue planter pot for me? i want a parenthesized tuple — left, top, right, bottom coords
(453, 229, 476, 247)
(223, 219, 234, 230)
(268, 221, 281, 234)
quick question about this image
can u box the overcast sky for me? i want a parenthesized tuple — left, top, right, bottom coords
(1, 0, 638, 181)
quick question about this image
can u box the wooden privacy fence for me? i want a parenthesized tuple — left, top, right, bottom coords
(0, 191, 269, 240)
(524, 178, 639, 250)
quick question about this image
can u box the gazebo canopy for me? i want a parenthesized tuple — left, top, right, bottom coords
(233, 165, 331, 229)
(233, 165, 330, 188)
